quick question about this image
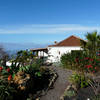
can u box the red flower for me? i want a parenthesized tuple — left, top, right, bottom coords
(6, 68, 10, 72)
(85, 65, 87, 68)
(90, 59, 93, 61)
(0, 67, 3, 71)
(92, 71, 95, 73)
(75, 58, 79, 62)
(97, 54, 100, 56)
(84, 57, 89, 60)
(95, 67, 97, 70)
(85, 65, 93, 68)
(8, 75, 12, 81)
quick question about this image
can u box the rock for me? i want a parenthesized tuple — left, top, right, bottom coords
(60, 96, 64, 100)
(60, 84, 77, 100)
(36, 98, 40, 100)
(66, 85, 72, 91)
(72, 84, 78, 91)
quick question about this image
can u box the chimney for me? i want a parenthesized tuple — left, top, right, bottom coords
(54, 41, 57, 44)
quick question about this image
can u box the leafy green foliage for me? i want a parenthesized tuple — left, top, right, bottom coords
(61, 51, 83, 70)
(61, 53, 75, 69)
(61, 50, 100, 73)
(0, 75, 16, 100)
(81, 31, 100, 58)
(69, 72, 91, 88)
(11, 50, 35, 67)
(0, 48, 53, 100)
(35, 71, 42, 77)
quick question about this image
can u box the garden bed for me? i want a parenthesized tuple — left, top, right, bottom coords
(0, 50, 59, 100)
(0, 66, 58, 100)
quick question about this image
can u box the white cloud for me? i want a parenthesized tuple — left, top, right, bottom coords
(0, 24, 99, 34)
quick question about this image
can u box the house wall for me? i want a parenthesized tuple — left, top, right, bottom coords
(38, 51, 48, 57)
(47, 46, 82, 63)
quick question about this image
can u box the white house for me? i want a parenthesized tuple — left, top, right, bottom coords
(31, 35, 86, 63)
(47, 35, 85, 62)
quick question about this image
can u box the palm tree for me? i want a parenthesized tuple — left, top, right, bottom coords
(97, 35, 100, 49)
(80, 39, 87, 51)
(81, 31, 100, 57)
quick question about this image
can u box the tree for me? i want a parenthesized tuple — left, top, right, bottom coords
(81, 31, 100, 58)
(0, 45, 9, 66)
(12, 50, 35, 67)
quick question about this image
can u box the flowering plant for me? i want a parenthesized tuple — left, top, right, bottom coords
(0, 66, 3, 71)
(74, 55, 100, 73)
(0, 66, 13, 81)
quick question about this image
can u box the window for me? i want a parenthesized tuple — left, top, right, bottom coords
(58, 51, 60, 55)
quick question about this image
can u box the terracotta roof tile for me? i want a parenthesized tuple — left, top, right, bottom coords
(48, 35, 86, 47)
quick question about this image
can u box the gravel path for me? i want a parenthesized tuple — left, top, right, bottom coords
(40, 66, 72, 100)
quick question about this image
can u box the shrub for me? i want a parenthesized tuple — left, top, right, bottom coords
(61, 51, 85, 70)
(0, 74, 16, 100)
(61, 51, 100, 73)
(74, 55, 100, 73)
(0, 49, 56, 100)
(71, 50, 83, 56)
(61, 53, 75, 69)
(11, 50, 35, 67)
(69, 72, 91, 88)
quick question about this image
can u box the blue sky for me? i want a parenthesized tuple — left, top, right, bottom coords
(0, 0, 100, 45)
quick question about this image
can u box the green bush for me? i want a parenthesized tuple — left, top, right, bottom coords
(0, 75, 16, 100)
(0, 48, 52, 100)
(61, 50, 100, 73)
(61, 53, 73, 69)
(69, 72, 90, 88)
(11, 50, 35, 67)
(61, 52, 80, 70)
(71, 50, 83, 56)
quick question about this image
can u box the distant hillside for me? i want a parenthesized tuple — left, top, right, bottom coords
(0, 43, 48, 55)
